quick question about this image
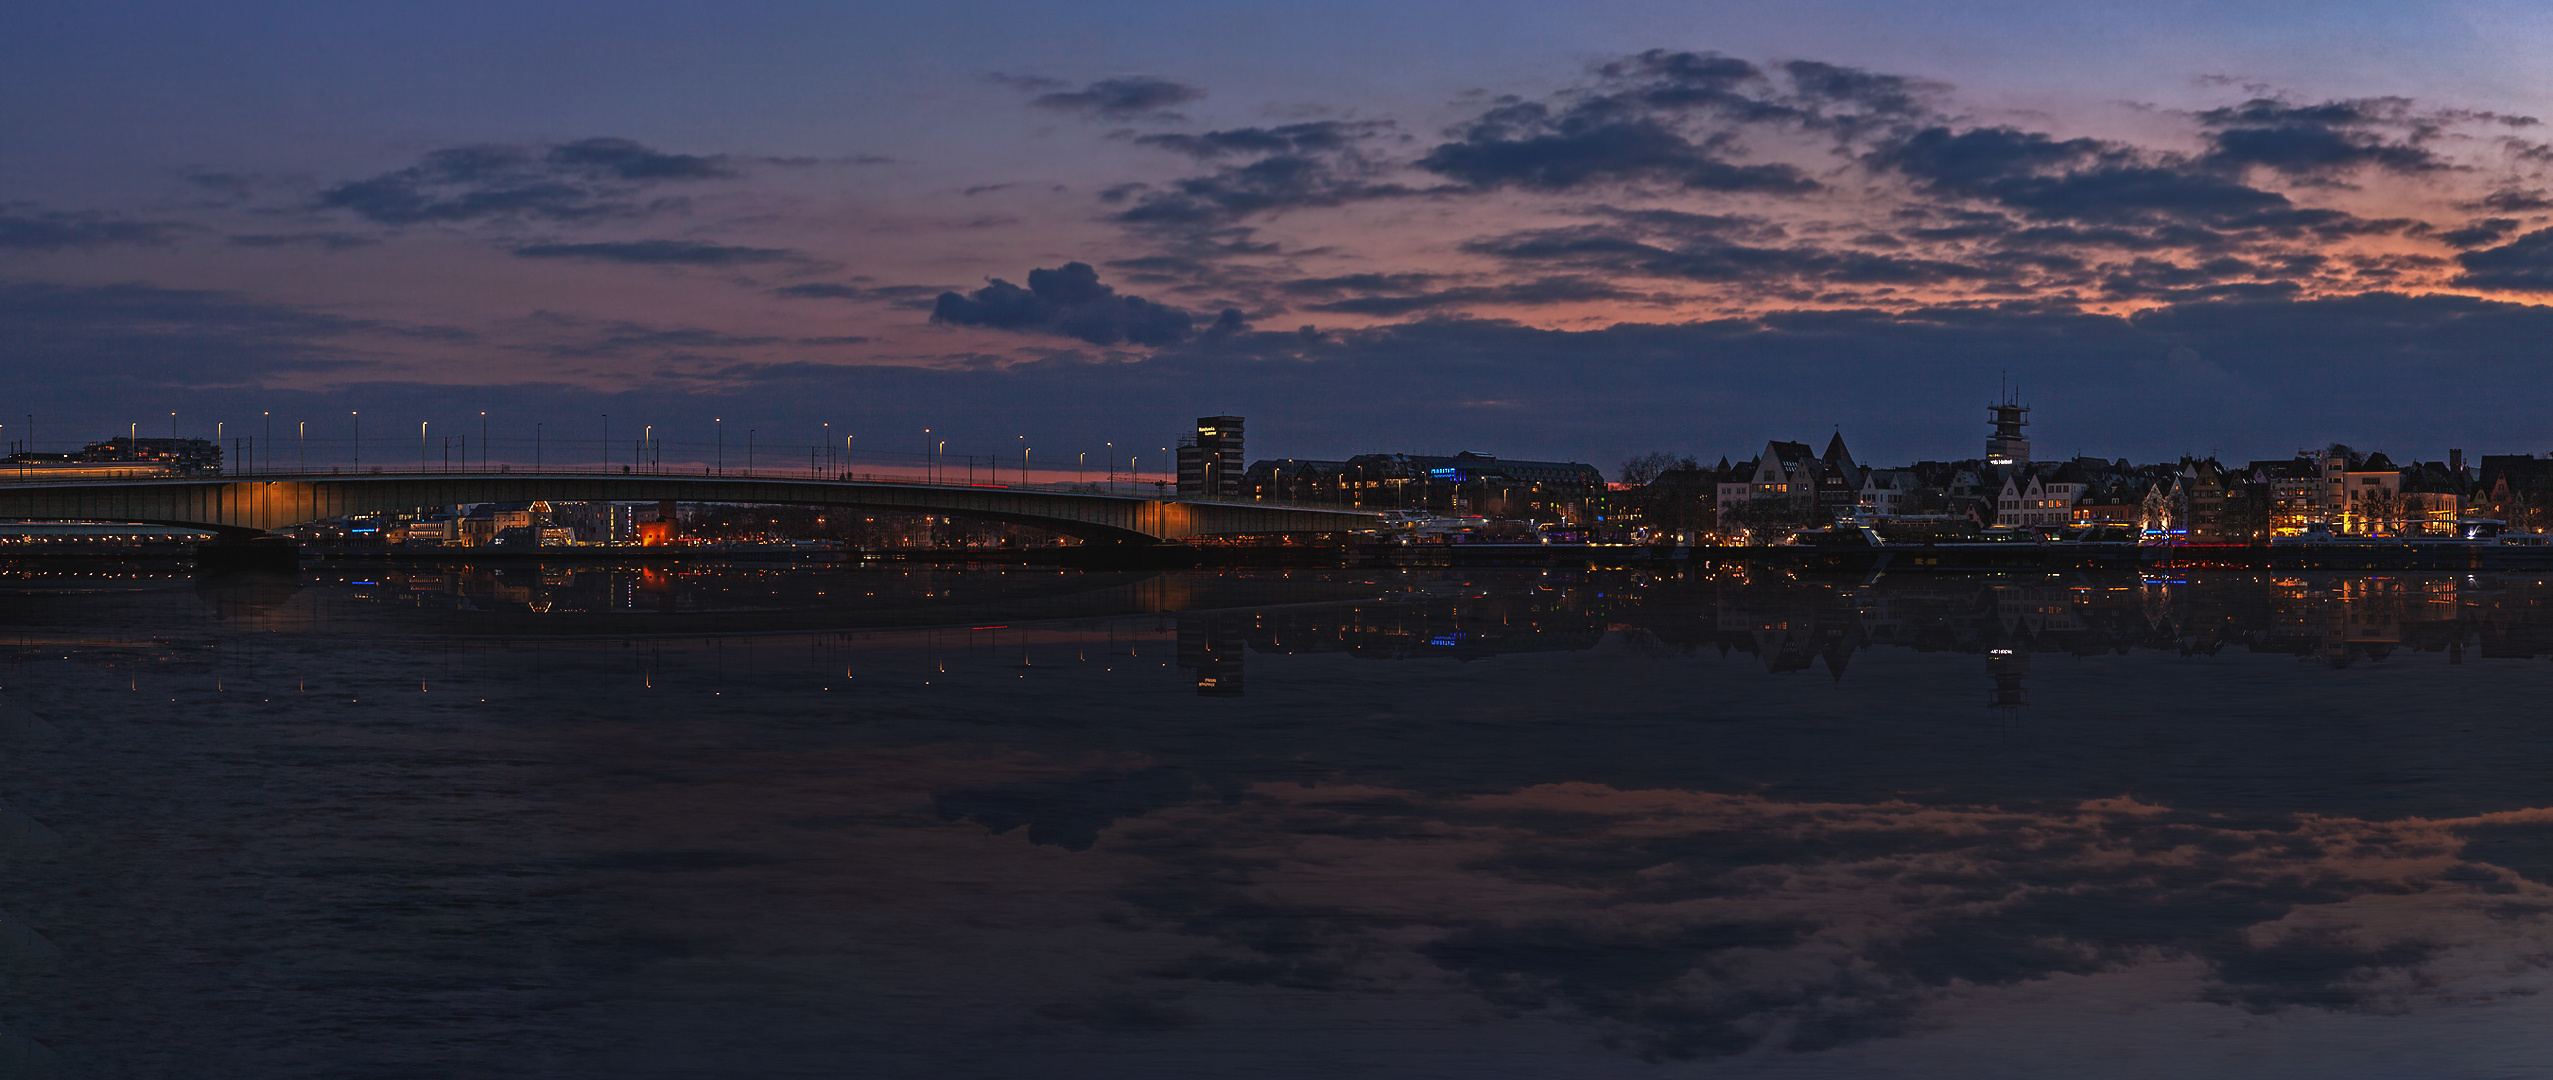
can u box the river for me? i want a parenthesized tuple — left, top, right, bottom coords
(3, 561, 2550, 1077)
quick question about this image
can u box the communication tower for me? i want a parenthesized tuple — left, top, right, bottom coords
(1986, 386, 2030, 466)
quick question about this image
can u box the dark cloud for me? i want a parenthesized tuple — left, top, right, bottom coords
(1778, 60, 1940, 119)
(1419, 111, 1817, 193)
(1302, 276, 1652, 315)
(1868, 125, 2366, 233)
(227, 232, 380, 251)
(0, 210, 188, 250)
(1276, 272, 1449, 296)
(2195, 97, 2453, 181)
(1026, 76, 1205, 119)
(1110, 123, 1422, 229)
(315, 137, 732, 225)
(2453, 227, 2553, 291)
(1130, 121, 1389, 159)
(1409, 51, 1943, 196)
(1466, 222, 2013, 291)
(930, 261, 1239, 346)
(511, 240, 799, 265)
(543, 137, 732, 181)
(2440, 217, 2521, 249)
(2470, 188, 2553, 212)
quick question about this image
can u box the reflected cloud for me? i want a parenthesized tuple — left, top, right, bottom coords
(1064, 782, 2553, 1060)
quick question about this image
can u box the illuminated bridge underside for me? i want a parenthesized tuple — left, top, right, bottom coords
(0, 473, 1384, 544)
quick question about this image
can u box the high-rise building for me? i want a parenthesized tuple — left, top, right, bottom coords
(1177, 416, 1245, 497)
(1986, 396, 2030, 466)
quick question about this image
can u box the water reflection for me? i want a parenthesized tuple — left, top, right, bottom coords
(6, 566, 2553, 1076)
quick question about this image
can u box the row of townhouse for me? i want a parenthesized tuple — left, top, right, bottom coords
(1666, 434, 2492, 543)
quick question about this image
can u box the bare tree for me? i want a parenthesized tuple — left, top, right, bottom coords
(1618, 451, 1699, 486)
(2357, 487, 2409, 537)
(2221, 480, 2276, 545)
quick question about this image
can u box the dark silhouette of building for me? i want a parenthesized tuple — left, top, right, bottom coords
(1987, 394, 2030, 466)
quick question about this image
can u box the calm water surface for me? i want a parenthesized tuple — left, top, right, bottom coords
(5, 561, 2553, 1077)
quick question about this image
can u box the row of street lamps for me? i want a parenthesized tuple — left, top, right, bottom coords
(11, 411, 1188, 493)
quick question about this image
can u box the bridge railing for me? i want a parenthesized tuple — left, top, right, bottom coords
(0, 464, 1382, 517)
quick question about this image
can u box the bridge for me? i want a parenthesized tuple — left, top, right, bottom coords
(0, 470, 1387, 545)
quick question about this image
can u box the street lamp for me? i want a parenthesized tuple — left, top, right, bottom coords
(602, 414, 609, 473)
(420, 421, 428, 472)
(480, 412, 488, 471)
(262, 412, 270, 473)
(715, 419, 723, 474)
(351, 411, 358, 467)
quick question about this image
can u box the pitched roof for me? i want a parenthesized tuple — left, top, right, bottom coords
(1822, 431, 1855, 468)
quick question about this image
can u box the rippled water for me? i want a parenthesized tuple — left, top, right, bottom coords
(6, 561, 2553, 1077)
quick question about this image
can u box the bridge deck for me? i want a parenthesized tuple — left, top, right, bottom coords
(0, 470, 1385, 544)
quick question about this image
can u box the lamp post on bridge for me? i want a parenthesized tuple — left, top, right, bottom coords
(420, 421, 428, 473)
(480, 412, 488, 471)
(715, 419, 723, 475)
(747, 429, 755, 475)
(262, 413, 270, 474)
(602, 414, 609, 474)
(351, 411, 359, 468)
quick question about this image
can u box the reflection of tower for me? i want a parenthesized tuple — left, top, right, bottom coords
(1986, 648, 2028, 709)
(1987, 392, 2030, 467)
(1176, 612, 1245, 696)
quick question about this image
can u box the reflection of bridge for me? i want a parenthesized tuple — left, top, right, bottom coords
(0, 471, 1385, 544)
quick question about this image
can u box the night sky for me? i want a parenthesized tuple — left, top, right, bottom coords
(12, 1, 2553, 473)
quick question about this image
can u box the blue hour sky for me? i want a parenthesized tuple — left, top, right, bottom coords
(11, 0, 2553, 472)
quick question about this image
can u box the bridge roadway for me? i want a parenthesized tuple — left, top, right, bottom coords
(0, 470, 1387, 544)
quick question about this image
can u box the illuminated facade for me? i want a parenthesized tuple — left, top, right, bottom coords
(1176, 416, 1245, 498)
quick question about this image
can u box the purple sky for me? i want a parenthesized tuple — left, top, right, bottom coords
(12, 1, 2553, 475)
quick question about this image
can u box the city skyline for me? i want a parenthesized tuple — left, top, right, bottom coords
(18, 3, 2553, 467)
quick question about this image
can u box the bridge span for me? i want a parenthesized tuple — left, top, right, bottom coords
(0, 471, 1386, 544)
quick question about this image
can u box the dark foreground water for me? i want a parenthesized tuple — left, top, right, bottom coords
(5, 561, 2553, 1078)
